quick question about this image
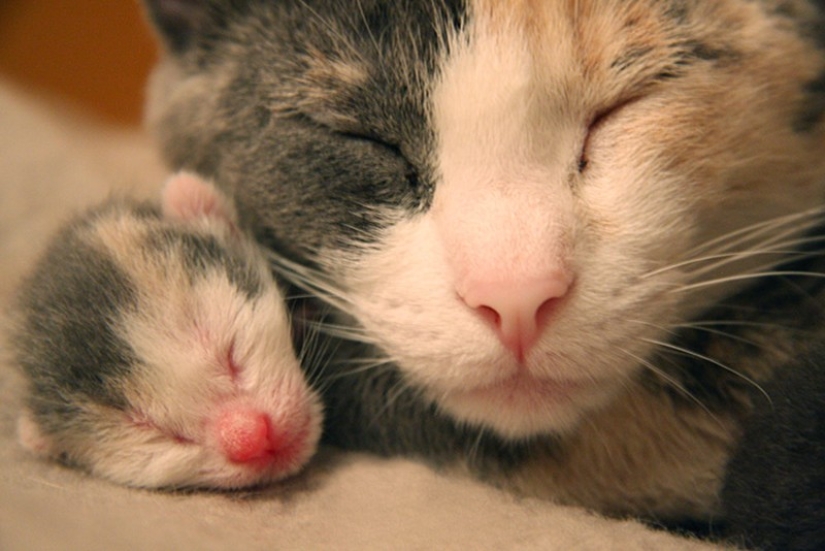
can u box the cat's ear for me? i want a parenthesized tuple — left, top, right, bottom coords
(161, 172, 238, 228)
(141, 0, 225, 53)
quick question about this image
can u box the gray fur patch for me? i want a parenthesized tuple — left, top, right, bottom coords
(142, 228, 264, 298)
(12, 208, 141, 424)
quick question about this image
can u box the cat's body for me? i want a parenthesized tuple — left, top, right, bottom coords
(138, 0, 825, 523)
(721, 342, 825, 550)
(10, 173, 322, 489)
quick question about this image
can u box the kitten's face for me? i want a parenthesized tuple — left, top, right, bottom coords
(146, 0, 825, 439)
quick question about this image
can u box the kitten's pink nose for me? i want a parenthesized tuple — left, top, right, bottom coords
(215, 407, 278, 464)
(459, 273, 572, 362)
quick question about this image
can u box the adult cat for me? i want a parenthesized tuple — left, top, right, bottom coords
(143, 0, 825, 525)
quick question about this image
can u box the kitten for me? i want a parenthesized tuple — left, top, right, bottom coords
(10, 172, 322, 489)
(13, 0, 809, 529)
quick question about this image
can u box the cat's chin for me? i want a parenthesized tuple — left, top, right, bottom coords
(435, 373, 623, 440)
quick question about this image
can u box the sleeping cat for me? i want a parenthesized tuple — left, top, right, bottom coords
(138, 0, 825, 522)
(14, 0, 823, 536)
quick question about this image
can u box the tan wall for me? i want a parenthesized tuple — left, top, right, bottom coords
(0, 1, 159, 127)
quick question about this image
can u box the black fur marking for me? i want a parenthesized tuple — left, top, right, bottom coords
(794, 71, 825, 132)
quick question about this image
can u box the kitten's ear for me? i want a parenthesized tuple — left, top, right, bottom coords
(161, 172, 237, 228)
(141, 0, 222, 53)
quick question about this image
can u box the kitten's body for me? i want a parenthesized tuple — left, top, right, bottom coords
(11, 174, 322, 489)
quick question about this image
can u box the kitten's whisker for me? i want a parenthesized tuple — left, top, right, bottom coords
(296, 319, 340, 392)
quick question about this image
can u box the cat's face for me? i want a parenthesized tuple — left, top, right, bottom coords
(146, 0, 825, 440)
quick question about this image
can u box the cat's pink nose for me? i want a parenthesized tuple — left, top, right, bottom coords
(459, 273, 572, 362)
(215, 407, 277, 464)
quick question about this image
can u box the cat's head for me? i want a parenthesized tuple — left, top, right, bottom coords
(143, 0, 825, 440)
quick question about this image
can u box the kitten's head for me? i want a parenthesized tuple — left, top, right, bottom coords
(144, 0, 825, 440)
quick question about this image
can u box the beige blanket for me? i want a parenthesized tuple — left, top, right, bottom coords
(0, 80, 730, 550)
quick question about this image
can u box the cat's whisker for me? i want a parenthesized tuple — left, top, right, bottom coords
(680, 243, 825, 282)
(626, 318, 771, 348)
(367, 375, 420, 429)
(639, 337, 771, 405)
(673, 270, 825, 294)
(639, 208, 825, 283)
(266, 250, 355, 313)
(325, 357, 398, 382)
(613, 346, 724, 428)
(301, 319, 380, 345)
(643, 236, 825, 280)
(295, 318, 338, 392)
(682, 206, 825, 259)
(671, 319, 793, 332)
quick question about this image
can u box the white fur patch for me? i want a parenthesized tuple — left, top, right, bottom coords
(337, 2, 825, 440)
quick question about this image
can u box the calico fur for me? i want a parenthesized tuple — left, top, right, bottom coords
(135, 0, 825, 524)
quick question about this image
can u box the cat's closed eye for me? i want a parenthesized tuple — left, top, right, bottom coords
(331, 127, 424, 192)
(578, 98, 639, 173)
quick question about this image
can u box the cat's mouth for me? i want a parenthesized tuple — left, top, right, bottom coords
(460, 374, 586, 405)
(434, 371, 624, 439)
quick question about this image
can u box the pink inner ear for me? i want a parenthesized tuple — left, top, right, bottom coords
(161, 172, 234, 225)
(17, 409, 53, 456)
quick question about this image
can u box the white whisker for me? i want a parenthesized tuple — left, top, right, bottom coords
(673, 270, 825, 293)
(614, 346, 724, 427)
(640, 337, 771, 405)
(683, 206, 825, 259)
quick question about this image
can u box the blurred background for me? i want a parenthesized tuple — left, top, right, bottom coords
(0, 1, 159, 127)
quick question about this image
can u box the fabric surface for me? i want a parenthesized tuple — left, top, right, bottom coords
(0, 80, 731, 551)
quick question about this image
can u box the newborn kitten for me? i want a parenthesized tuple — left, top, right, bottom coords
(10, 172, 322, 489)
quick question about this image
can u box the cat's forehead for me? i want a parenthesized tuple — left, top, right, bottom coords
(285, 1, 755, 127)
